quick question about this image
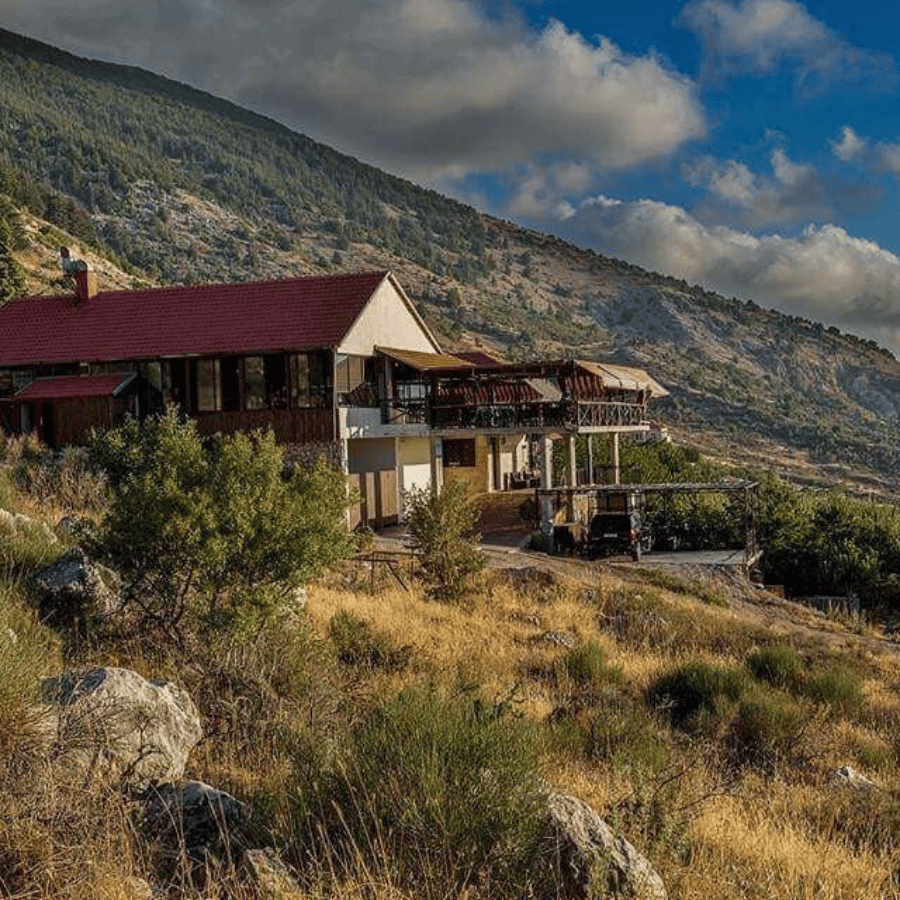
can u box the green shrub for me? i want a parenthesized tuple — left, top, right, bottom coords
(803, 667, 865, 717)
(285, 684, 548, 897)
(560, 641, 620, 689)
(404, 481, 485, 603)
(746, 645, 804, 690)
(0, 468, 14, 510)
(89, 409, 352, 644)
(729, 692, 806, 770)
(647, 659, 747, 728)
(550, 686, 671, 774)
(328, 610, 411, 672)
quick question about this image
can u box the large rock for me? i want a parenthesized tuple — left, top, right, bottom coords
(141, 780, 249, 860)
(32, 548, 120, 628)
(544, 792, 667, 900)
(243, 848, 303, 899)
(42, 667, 202, 787)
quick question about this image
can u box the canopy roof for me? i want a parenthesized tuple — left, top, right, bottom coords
(575, 361, 669, 397)
(13, 373, 136, 401)
(376, 346, 476, 371)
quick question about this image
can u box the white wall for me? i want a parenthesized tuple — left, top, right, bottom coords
(339, 406, 430, 440)
(398, 437, 431, 492)
(339, 278, 439, 356)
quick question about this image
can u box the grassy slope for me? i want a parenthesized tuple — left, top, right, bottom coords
(2, 454, 900, 898)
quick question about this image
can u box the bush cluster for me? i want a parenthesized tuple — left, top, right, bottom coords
(404, 480, 485, 603)
(88, 409, 352, 642)
(283, 684, 550, 898)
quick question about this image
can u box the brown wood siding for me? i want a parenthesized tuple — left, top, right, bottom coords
(48, 398, 117, 446)
(347, 469, 399, 527)
(194, 408, 334, 443)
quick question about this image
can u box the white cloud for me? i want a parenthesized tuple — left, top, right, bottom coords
(0, 1, 706, 181)
(683, 148, 829, 227)
(829, 126, 900, 179)
(831, 126, 867, 162)
(508, 161, 596, 220)
(876, 144, 900, 178)
(678, 0, 895, 92)
(558, 194, 900, 350)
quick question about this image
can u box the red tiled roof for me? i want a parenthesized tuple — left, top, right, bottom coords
(0, 271, 389, 366)
(13, 373, 136, 401)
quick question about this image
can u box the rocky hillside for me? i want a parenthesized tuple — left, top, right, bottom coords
(3, 27, 900, 490)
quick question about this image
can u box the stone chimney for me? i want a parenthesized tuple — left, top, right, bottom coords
(72, 267, 98, 302)
(59, 247, 98, 302)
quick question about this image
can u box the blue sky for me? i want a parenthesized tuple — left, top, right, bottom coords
(5, 0, 900, 350)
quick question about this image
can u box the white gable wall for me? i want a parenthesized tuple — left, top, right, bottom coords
(338, 278, 439, 356)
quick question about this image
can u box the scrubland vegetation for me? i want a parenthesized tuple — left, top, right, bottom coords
(3, 424, 900, 898)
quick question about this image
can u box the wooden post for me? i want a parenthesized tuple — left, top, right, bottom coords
(430, 436, 443, 495)
(610, 432, 620, 484)
(566, 433, 577, 520)
(539, 436, 554, 536)
(586, 434, 594, 484)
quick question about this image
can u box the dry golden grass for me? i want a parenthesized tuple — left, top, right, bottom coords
(307, 559, 900, 900)
(6, 509, 900, 898)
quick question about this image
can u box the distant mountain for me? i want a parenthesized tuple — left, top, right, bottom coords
(2, 26, 900, 492)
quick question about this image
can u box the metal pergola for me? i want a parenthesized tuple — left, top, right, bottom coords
(534, 480, 761, 567)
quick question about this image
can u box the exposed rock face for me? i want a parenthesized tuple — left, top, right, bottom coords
(542, 630, 577, 649)
(833, 764, 878, 792)
(141, 780, 249, 860)
(544, 792, 667, 900)
(32, 548, 120, 628)
(243, 848, 303, 899)
(42, 667, 202, 787)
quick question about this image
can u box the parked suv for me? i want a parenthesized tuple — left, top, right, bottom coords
(587, 511, 653, 561)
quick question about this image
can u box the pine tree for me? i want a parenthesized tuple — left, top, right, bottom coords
(0, 215, 26, 304)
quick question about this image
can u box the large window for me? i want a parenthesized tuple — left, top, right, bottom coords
(443, 439, 476, 468)
(246, 355, 290, 410)
(290, 351, 331, 407)
(336, 355, 377, 406)
(168, 351, 333, 413)
(244, 356, 266, 410)
(196, 358, 221, 412)
(220, 357, 240, 411)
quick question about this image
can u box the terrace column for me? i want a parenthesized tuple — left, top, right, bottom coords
(610, 433, 620, 484)
(586, 435, 595, 484)
(539, 436, 554, 535)
(566, 434, 578, 521)
(429, 436, 443, 495)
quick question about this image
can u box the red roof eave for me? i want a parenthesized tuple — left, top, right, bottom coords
(0, 271, 388, 367)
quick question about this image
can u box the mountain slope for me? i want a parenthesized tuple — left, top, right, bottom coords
(2, 27, 900, 490)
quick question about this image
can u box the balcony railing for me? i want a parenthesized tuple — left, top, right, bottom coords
(426, 399, 648, 431)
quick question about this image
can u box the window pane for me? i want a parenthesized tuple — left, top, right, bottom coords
(291, 353, 310, 407)
(245, 357, 266, 410)
(265, 355, 288, 409)
(197, 359, 220, 412)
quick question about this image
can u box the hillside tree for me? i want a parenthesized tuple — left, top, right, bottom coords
(0, 214, 25, 303)
(89, 409, 352, 643)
